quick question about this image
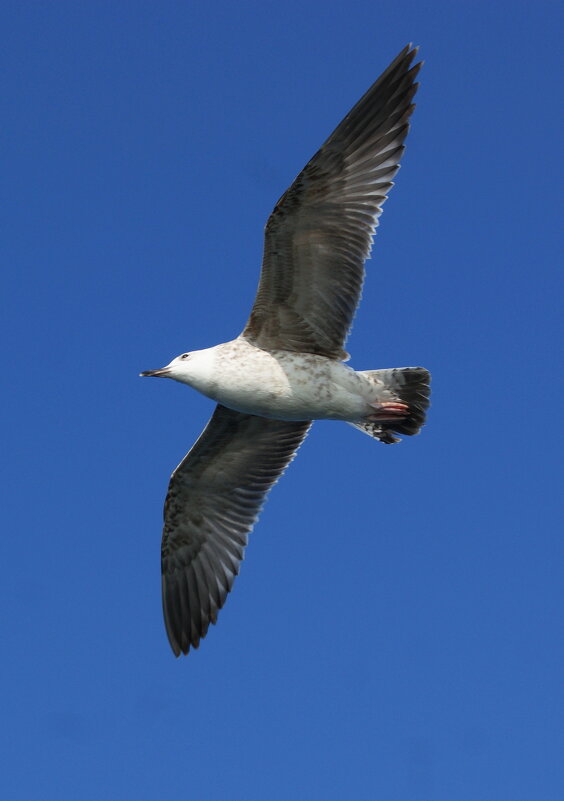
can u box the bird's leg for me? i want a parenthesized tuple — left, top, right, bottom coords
(367, 401, 409, 422)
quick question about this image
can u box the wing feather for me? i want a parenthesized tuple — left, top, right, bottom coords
(161, 404, 311, 655)
(242, 44, 421, 359)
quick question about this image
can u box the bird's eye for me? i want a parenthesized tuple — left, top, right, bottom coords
(180, 353, 190, 360)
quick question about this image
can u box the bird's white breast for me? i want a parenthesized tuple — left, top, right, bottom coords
(192, 338, 369, 422)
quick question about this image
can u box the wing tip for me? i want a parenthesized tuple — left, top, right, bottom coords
(397, 44, 423, 79)
(162, 566, 229, 658)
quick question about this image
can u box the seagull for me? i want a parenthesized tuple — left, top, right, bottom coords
(141, 44, 430, 656)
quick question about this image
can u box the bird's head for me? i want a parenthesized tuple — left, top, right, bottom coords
(140, 349, 214, 390)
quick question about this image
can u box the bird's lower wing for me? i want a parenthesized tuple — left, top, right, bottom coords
(161, 404, 311, 656)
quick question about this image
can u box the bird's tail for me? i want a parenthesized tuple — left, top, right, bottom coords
(350, 367, 431, 444)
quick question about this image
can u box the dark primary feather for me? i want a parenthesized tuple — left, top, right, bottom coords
(242, 44, 421, 359)
(161, 405, 311, 656)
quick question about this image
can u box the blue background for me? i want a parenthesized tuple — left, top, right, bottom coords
(2, 2, 562, 799)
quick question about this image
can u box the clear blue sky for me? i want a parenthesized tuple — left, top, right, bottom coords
(2, 2, 562, 799)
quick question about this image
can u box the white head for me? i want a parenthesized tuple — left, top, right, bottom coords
(140, 348, 215, 392)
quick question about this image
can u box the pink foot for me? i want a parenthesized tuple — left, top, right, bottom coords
(367, 401, 409, 421)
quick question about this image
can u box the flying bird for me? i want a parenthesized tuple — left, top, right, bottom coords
(142, 44, 430, 656)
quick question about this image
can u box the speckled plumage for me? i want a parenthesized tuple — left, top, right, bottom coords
(186, 338, 391, 422)
(142, 44, 431, 656)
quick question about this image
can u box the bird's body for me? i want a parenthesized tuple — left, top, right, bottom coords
(142, 44, 431, 656)
(158, 337, 397, 422)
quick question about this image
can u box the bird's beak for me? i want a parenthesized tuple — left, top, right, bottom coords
(140, 367, 171, 378)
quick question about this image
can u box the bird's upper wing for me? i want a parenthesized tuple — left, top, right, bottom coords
(242, 44, 420, 360)
(161, 404, 311, 656)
